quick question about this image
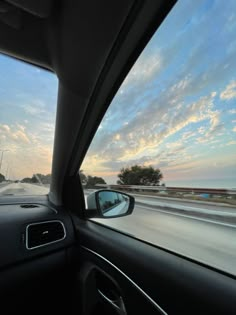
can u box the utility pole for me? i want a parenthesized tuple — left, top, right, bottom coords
(0, 150, 9, 174)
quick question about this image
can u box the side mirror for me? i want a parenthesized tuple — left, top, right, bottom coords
(86, 190, 135, 218)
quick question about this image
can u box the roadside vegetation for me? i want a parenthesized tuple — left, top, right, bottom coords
(117, 165, 163, 186)
(12, 166, 235, 206)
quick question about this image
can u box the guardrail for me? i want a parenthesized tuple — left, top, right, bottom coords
(94, 184, 236, 196)
(91, 184, 236, 223)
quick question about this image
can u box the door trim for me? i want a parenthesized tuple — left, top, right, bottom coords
(81, 246, 168, 315)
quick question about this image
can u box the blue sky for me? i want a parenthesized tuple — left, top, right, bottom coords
(0, 57, 58, 179)
(0, 0, 236, 187)
(82, 0, 236, 187)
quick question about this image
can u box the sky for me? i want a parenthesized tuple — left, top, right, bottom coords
(0, 57, 58, 179)
(0, 0, 236, 187)
(82, 0, 236, 187)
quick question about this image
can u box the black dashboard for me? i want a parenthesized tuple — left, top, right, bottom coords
(0, 195, 76, 309)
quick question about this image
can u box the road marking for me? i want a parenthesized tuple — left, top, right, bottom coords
(137, 204, 236, 229)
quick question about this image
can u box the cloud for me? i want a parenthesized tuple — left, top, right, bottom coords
(12, 130, 30, 144)
(220, 81, 236, 100)
(83, 89, 221, 179)
(122, 51, 162, 89)
(233, 127, 236, 132)
(83, 62, 236, 183)
(1, 124, 10, 132)
(113, 134, 121, 141)
(83, 37, 236, 178)
(170, 76, 191, 94)
(116, 92, 218, 160)
(0, 124, 30, 144)
(21, 100, 46, 116)
(227, 140, 236, 145)
(229, 109, 236, 114)
(84, 12, 236, 180)
(0, 123, 53, 178)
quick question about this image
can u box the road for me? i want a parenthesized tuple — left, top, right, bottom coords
(0, 183, 236, 275)
(86, 191, 236, 276)
(132, 194, 236, 226)
(0, 182, 49, 195)
(94, 204, 236, 276)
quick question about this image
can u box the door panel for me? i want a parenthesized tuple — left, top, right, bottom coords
(78, 255, 163, 315)
(75, 218, 236, 315)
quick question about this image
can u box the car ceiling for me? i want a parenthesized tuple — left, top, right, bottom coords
(0, 0, 137, 96)
(0, 0, 177, 205)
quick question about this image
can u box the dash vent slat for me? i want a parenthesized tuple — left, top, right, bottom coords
(21, 204, 39, 208)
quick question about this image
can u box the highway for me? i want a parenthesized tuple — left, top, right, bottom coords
(0, 183, 236, 275)
(94, 204, 236, 276)
(0, 182, 49, 195)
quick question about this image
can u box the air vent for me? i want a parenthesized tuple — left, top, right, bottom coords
(21, 204, 39, 208)
(26, 221, 66, 249)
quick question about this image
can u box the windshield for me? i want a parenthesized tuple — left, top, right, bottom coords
(81, 0, 236, 276)
(0, 55, 57, 196)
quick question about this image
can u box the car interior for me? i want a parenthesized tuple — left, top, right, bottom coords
(0, 0, 235, 314)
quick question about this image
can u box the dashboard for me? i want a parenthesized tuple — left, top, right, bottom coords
(0, 195, 76, 303)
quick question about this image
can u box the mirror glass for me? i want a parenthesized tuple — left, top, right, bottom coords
(97, 191, 130, 217)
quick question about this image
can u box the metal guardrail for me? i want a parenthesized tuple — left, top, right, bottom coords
(95, 184, 236, 195)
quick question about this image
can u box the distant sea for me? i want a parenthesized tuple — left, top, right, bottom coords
(164, 178, 236, 189)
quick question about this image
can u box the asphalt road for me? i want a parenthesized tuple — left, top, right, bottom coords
(0, 182, 49, 195)
(94, 204, 236, 276)
(1, 183, 235, 275)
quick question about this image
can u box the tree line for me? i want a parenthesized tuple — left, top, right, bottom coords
(8, 164, 163, 187)
(0, 173, 5, 183)
(117, 165, 163, 186)
(21, 173, 51, 185)
(80, 165, 163, 187)
(79, 170, 106, 188)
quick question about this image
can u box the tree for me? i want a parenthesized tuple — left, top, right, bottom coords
(79, 170, 87, 185)
(86, 175, 106, 188)
(31, 174, 38, 183)
(78, 170, 106, 188)
(0, 173, 5, 183)
(21, 177, 32, 183)
(21, 174, 51, 184)
(117, 165, 163, 186)
(36, 173, 51, 184)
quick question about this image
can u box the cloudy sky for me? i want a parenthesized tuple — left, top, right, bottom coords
(0, 0, 236, 187)
(82, 0, 236, 187)
(0, 57, 58, 179)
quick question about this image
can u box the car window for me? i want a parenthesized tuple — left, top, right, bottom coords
(80, 0, 236, 275)
(0, 55, 57, 196)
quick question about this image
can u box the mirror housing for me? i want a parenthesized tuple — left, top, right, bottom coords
(86, 190, 135, 218)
